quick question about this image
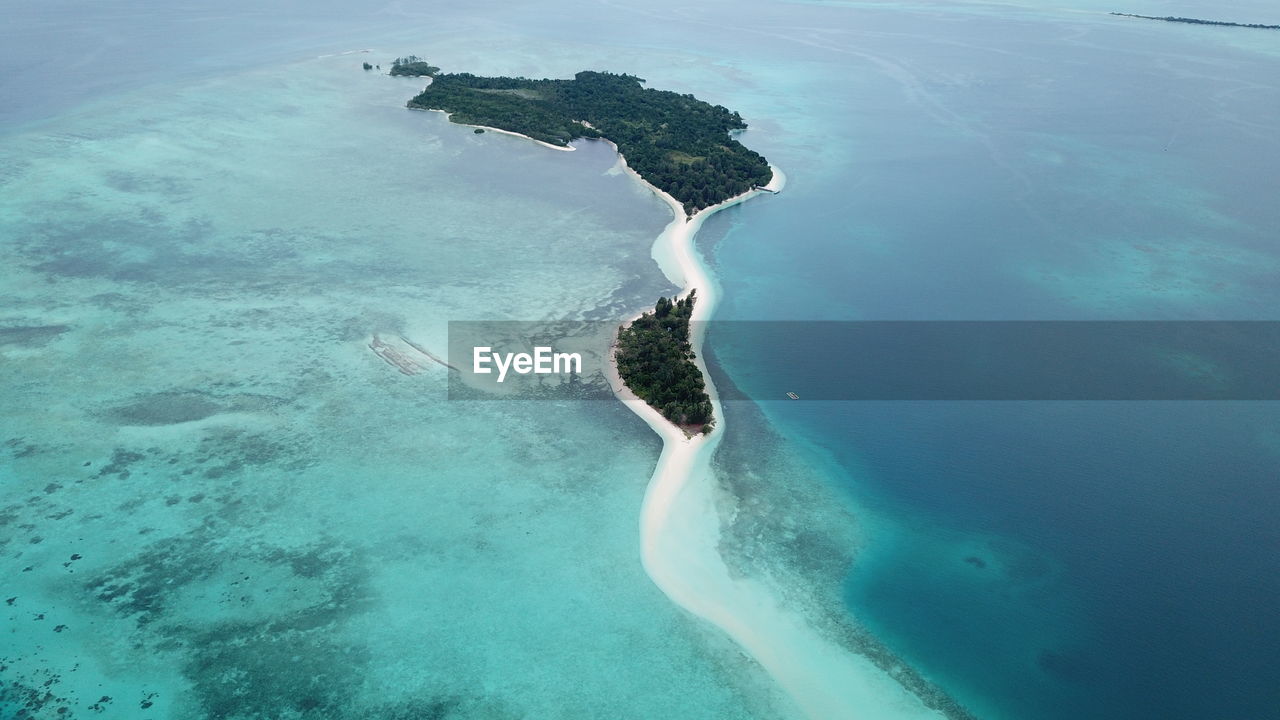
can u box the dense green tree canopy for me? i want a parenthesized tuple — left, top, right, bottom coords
(616, 292, 713, 430)
(390, 56, 440, 77)
(406, 69, 772, 214)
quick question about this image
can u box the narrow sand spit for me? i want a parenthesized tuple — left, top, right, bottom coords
(607, 156, 947, 720)
(441, 116, 947, 717)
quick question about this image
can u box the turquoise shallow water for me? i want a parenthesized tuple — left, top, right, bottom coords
(0, 52, 796, 718)
(4, 0, 1280, 718)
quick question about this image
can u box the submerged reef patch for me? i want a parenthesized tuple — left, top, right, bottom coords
(0, 324, 69, 348)
(84, 525, 378, 717)
(106, 391, 226, 426)
(94, 448, 147, 479)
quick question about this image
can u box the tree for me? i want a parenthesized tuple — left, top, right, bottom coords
(403, 67, 772, 212)
(616, 293, 713, 429)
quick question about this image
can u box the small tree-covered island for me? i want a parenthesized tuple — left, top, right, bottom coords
(403, 65, 773, 214)
(389, 56, 441, 76)
(616, 293, 714, 434)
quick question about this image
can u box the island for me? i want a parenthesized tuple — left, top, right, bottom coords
(404, 66, 773, 214)
(389, 56, 441, 77)
(1110, 12, 1280, 30)
(615, 292, 714, 433)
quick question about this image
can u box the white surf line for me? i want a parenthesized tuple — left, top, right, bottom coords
(607, 159, 948, 720)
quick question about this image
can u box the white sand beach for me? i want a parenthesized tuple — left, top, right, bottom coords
(608, 159, 949, 720)
(413, 107, 576, 151)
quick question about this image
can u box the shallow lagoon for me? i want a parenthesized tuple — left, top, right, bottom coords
(0, 54, 801, 718)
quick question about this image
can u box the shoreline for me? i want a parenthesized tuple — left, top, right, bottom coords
(606, 155, 949, 719)
(411, 107, 576, 151)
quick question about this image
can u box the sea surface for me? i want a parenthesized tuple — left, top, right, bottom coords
(3, 1, 1278, 718)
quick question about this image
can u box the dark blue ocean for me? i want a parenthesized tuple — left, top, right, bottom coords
(710, 397, 1280, 719)
(704, 2, 1280, 714)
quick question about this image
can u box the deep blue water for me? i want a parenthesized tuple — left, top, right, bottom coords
(780, 401, 1280, 719)
(703, 2, 1280, 715)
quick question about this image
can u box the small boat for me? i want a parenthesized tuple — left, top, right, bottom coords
(786, 392, 799, 400)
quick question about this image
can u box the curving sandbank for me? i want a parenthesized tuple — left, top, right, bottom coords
(606, 154, 949, 720)
(446, 117, 949, 715)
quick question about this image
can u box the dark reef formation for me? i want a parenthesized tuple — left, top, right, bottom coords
(1111, 12, 1280, 30)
